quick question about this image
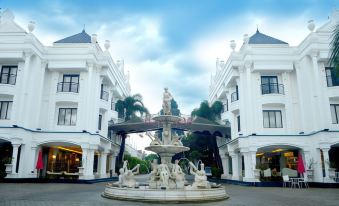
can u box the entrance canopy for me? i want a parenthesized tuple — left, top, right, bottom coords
(109, 116, 230, 137)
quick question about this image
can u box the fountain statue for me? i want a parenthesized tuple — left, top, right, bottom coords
(103, 88, 228, 202)
(117, 160, 140, 188)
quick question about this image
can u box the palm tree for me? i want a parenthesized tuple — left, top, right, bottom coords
(115, 94, 149, 121)
(115, 94, 149, 165)
(190, 100, 224, 169)
(330, 22, 339, 71)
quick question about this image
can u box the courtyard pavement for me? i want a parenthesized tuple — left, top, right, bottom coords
(0, 182, 338, 206)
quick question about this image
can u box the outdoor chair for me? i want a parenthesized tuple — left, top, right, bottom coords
(290, 178, 301, 189)
(263, 168, 271, 180)
(282, 175, 291, 188)
(298, 178, 309, 188)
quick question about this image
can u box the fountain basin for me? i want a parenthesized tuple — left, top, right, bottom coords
(102, 185, 229, 202)
(145, 145, 190, 155)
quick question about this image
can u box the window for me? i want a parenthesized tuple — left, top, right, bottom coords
(57, 74, 79, 92)
(0, 65, 17, 85)
(231, 85, 239, 102)
(237, 115, 241, 132)
(58, 108, 77, 126)
(330, 104, 339, 124)
(0, 101, 13, 119)
(100, 84, 109, 101)
(326, 67, 339, 87)
(261, 76, 284, 94)
(98, 114, 102, 130)
(263, 110, 282, 128)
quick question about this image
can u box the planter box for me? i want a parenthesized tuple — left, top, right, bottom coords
(5, 164, 12, 174)
(328, 168, 336, 178)
(306, 169, 314, 178)
(254, 169, 260, 179)
(78, 167, 84, 175)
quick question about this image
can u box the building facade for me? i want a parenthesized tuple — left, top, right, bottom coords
(0, 9, 130, 179)
(210, 10, 339, 183)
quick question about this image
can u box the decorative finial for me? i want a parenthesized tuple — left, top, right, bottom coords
(104, 40, 110, 50)
(230, 40, 236, 51)
(256, 25, 259, 32)
(28, 21, 35, 33)
(307, 20, 315, 32)
(91, 34, 97, 43)
(83, 24, 85, 32)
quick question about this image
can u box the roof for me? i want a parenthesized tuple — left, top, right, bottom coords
(248, 29, 288, 45)
(54, 29, 92, 43)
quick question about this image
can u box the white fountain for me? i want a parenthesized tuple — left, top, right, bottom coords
(102, 88, 229, 202)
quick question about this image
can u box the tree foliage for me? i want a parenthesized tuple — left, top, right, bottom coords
(330, 22, 339, 71)
(184, 100, 224, 171)
(115, 94, 149, 121)
(123, 154, 149, 174)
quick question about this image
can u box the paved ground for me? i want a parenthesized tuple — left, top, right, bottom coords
(0, 182, 338, 206)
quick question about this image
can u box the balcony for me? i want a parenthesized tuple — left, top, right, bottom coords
(261, 83, 284, 95)
(100, 90, 109, 101)
(0, 74, 16, 85)
(57, 82, 79, 93)
(231, 92, 239, 102)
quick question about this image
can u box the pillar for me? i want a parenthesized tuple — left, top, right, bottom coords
(99, 152, 108, 178)
(220, 153, 230, 179)
(243, 150, 259, 182)
(10, 143, 20, 176)
(230, 152, 239, 180)
(110, 153, 118, 176)
(322, 147, 332, 182)
(80, 145, 95, 180)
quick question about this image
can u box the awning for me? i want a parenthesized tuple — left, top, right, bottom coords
(108, 116, 230, 137)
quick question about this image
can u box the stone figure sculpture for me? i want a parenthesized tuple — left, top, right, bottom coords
(171, 159, 185, 188)
(118, 160, 140, 188)
(171, 134, 183, 146)
(158, 160, 170, 187)
(189, 161, 211, 189)
(150, 133, 161, 146)
(162, 88, 173, 115)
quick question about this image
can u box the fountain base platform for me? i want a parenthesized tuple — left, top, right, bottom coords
(102, 185, 229, 202)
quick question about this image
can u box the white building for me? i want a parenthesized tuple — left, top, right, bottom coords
(0, 9, 130, 179)
(210, 10, 339, 183)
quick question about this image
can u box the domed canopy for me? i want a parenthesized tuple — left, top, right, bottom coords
(248, 29, 288, 45)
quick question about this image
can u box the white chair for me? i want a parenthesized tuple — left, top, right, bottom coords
(290, 178, 301, 189)
(263, 168, 271, 180)
(299, 178, 309, 188)
(282, 175, 291, 188)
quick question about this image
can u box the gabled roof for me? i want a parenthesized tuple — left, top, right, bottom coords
(54, 29, 92, 43)
(248, 29, 288, 45)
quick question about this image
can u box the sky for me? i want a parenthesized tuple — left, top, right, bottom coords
(0, 0, 338, 115)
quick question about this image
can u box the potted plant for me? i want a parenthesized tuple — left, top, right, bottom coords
(2, 157, 13, 174)
(306, 158, 315, 179)
(327, 161, 336, 178)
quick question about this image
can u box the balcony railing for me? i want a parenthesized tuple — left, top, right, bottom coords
(261, 83, 284, 95)
(100, 90, 109, 101)
(57, 82, 79, 93)
(0, 74, 17, 85)
(231, 92, 239, 102)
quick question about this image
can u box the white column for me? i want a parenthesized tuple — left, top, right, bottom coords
(303, 150, 312, 181)
(221, 154, 229, 179)
(80, 146, 95, 180)
(322, 148, 332, 182)
(11, 144, 20, 175)
(110, 153, 118, 176)
(99, 152, 108, 178)
(243, 150, 259, 182)
(230, 152, 239, 180)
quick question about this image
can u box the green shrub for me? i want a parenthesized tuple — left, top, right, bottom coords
(211, 167, 222, 178)
(123, 154, 149, 174)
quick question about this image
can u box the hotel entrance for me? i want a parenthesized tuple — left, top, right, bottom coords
(256, 146, 300, 181)
(40, 143, 82, 179)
